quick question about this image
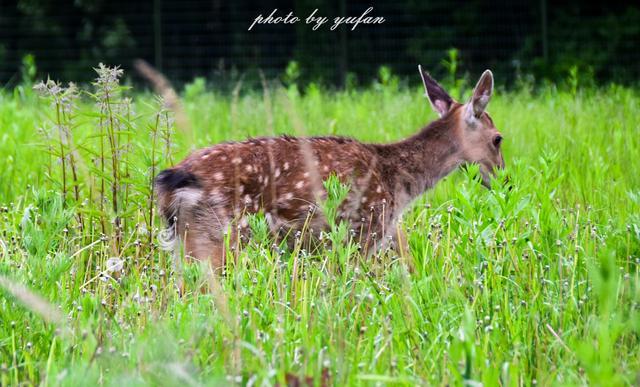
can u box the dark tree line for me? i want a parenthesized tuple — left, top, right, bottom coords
(0, 0, 638, 87)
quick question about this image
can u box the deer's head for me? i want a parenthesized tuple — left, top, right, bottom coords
(419, 66, 504, 187)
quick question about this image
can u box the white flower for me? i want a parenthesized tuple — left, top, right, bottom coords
(105, 257, 124, 273)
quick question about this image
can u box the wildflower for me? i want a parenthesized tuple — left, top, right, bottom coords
(93, 63, 124, 95)
(105, 257, 124, 273)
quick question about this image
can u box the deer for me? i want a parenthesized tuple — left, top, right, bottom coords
(155, 67, 504, 271)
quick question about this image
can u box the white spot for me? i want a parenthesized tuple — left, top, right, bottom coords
(245, 165, 253, 173)
(175, 188, 202, 206)
(283, 162, 290, 170)
(214, 172, 224, 181)
(232, 157, 242, 164)
(265, 212, 277, 230)
(244, 194, 252, 204)
(302, 172, 309, 178)
(264, 177, 269, 186)
(220, 156, 228, 161)
(376, 185, 382, 193)
(201, 154, 210, 160)
(258, 175, 263, 183)
(322, 165, 329, 172)
(361, 196, 368, 203)
(285, 192, 294, 200)
(275, 168, 281, 178)
(295, 181, 305, 189)
(238, 185, 245, 194)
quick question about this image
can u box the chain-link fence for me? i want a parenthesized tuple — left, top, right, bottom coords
(1, 0, 638, 87)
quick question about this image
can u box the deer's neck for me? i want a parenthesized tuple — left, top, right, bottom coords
(373, 118, 462, 200)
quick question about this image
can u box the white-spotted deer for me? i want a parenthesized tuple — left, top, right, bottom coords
(155, 67, 504, 270)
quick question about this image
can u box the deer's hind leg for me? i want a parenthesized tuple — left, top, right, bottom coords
(181, 204, 235, 271)
(184, 230, 227, 270)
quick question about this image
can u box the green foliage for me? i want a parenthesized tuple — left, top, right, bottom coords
(183, 77, 207, 101)
(283, 60, 301, 90)
(20, 54, 37, 86)
(373, 65, 400, 93)
(13, 54, 38, 100)
(320, 174, 350, 228)
(0, 69, 639, 385)
(441, 48, 467, 99)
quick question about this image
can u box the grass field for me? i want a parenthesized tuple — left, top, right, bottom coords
(0, 67, 639, 386)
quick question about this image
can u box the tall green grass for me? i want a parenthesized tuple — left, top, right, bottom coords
(0, 67, 639, 385)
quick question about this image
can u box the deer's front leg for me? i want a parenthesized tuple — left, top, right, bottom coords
(363, 221, 415, 272)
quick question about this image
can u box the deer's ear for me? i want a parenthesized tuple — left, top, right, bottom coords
(419, 65, 453, 117)
(469, 70, 493, 117)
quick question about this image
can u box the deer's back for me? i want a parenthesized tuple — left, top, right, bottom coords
(157, 135, 395, 239)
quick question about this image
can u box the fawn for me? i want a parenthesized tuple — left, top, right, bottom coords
(155, 67, 504, 269)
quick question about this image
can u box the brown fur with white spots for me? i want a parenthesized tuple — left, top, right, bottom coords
(155, 68, 504, 270)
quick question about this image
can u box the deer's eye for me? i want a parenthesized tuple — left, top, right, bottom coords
(493, 135, 503, 148)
